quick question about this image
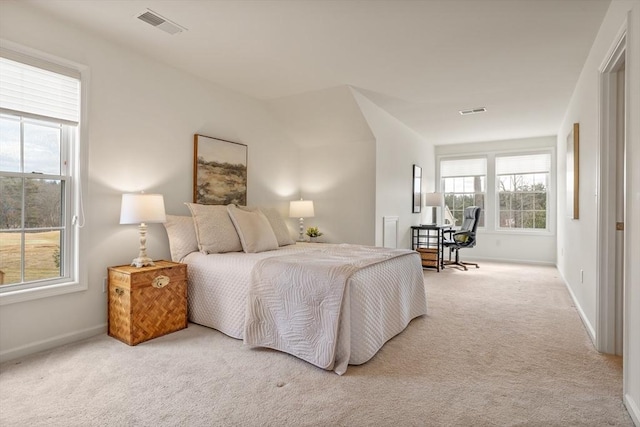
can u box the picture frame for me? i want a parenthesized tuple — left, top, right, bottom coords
(412, 164, 422, 213)
(193, 134, 248, 205)
(566, 123, 579, 219)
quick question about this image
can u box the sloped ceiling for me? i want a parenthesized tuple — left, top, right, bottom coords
(266, 85, 374, 148)
(19, 0, 611, 145)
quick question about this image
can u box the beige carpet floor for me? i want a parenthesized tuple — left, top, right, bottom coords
(0, 261, 632, 426)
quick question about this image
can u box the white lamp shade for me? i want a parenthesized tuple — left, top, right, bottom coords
(289, 200, 315, 218)
(119, 193, 167, 224)
(423, 192, 444, 207)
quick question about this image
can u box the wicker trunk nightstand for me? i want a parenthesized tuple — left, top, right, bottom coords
(108, 260, 187, 345)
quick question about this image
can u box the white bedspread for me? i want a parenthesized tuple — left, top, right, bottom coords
(184, 243, 426, 374)
(243, 244, 416, 374)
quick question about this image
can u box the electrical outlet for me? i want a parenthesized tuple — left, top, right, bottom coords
(103, 277, 107, 293)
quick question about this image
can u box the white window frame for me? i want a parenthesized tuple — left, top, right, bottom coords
(495, 152, 552, 232)
(439, 156, 487, 228)
(0, 41, 88, 305)
(437, 149, 555, 236)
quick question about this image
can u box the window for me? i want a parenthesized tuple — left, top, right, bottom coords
(440, 158, 486, 227)
(496, 153, 550, 230)
(0, 51, 81, 295)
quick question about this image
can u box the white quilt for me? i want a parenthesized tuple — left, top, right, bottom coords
(244, 245, 415, 374)
(184, 243, 426, 374)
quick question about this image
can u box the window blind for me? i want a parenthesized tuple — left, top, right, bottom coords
(496, 154, 550, 175)
(0, 55, 80, 124)
(440, 158, 486, 177)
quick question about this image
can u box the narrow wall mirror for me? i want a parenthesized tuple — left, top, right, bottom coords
(412, 164, 422, 213)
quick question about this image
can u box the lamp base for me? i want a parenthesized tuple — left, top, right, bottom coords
(297, 217, 306, 242)
(131, 256, 155, 268)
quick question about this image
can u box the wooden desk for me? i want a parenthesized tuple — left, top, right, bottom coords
(410, 225, 451, 271)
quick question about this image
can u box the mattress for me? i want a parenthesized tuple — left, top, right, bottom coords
(184, 243, 427, 373)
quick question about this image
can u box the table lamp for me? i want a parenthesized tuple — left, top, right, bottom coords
(120, 193, 166, 267)
(423, 192, 444, 225)
(289, 199, 314, 242)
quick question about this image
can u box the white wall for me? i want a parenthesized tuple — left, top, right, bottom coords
(351, 88, 435, 249)
(267, 85, 377, 245)
(272, 85, 434, 248)
(299, 138, 377, 245)
(0, 2, 299, 361)
(435, 136, 557, 264)
(557, 0, 640, 423)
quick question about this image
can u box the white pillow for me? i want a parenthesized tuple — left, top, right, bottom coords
(259, 207, 295, 246)
(185, 203, 243, 254)
(238, 206, 295, 247)
(162, 215, 199, 262)
(227, 205, 279, 253)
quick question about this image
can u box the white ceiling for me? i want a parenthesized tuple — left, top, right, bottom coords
(24, 0, 611, 145)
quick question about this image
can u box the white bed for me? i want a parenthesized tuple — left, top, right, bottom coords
(164, 206, 427, 374)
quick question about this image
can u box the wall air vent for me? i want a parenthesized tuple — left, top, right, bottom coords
(136, 9, 187, 35)
(459, 107, 487, 116)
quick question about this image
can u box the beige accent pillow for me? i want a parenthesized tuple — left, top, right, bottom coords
(260, 207, 295, 246)
(227, 205, 279, 253)
(162, 215, 199, 262)
(238, 206, 295, 247)
(185, 203, 243, 254)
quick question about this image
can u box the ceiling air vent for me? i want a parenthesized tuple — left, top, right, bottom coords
(136, 9, 187, 35)
(459, 107, 487, 116)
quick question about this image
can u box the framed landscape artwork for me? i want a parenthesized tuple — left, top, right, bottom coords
(193, 134, 248, 205)
(566, 123, 579, 219)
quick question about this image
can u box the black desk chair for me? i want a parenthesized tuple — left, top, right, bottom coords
(443, 206, 481, 270)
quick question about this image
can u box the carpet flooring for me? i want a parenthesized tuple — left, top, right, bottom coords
(0, 261, 632, 426)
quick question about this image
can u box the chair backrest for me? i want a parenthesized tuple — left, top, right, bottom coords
(445, 206, 481, 249)
(460, 206, 480, 233)
(455, 206, 481, 248)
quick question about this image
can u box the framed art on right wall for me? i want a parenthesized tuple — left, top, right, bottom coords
(566, 123, 579, 219)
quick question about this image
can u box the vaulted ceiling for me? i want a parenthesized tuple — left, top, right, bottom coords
(24, 0, 611, 145)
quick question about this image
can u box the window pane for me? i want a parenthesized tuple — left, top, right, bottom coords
(522, 211, 535, 228)
(513, 210, 523, 228)
(0, 231, 22, 285)
(463, 177, 474, 192)
(24, 230, 62, 282)
(0, 116, 21, 172)
(522, 194, 535, 210)
(453, 210, 464, 225)
(0, 176, 22, 229)
(443, 178, 454, 192)
(453, 177, 463, 193)
(499, 193, 511, 210)
(534, 212, 547, 229)
(498, 176, 513, 191)
(25, 179, 62, 228)
(503, 211, 513, 228)
(23, 121, 61, 175)
(535, 193, 547, 210)
(522, 174, 535, 190)
(534, 173, 548, 190)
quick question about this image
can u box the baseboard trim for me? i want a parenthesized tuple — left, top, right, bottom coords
(624, 393, 640, 426)
(462, 256, 555, 266)
(557, 267, 597, 344)
(0, 323, 107, 363)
